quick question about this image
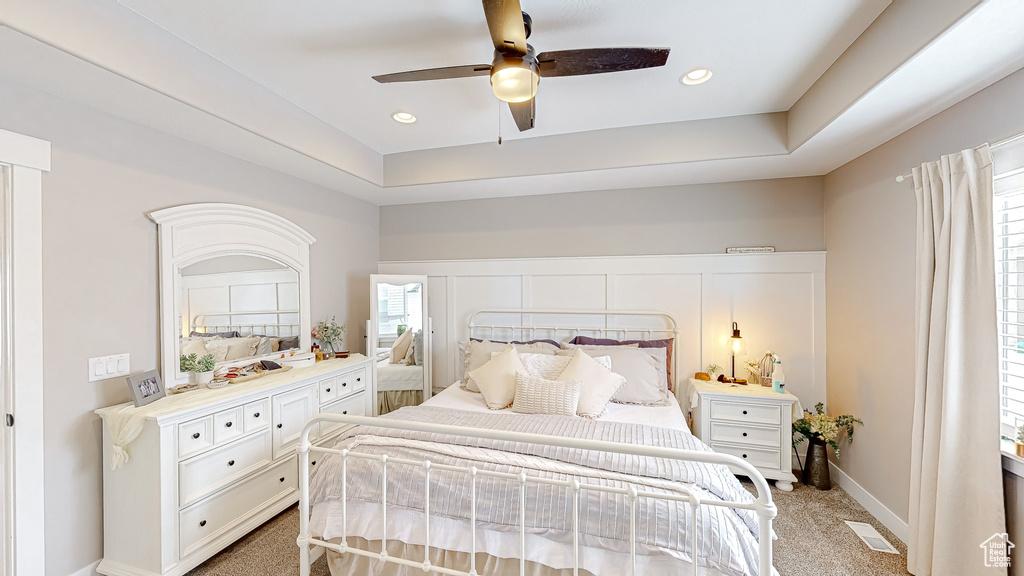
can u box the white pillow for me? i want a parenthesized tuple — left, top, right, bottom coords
(466, 347, 526, 410)
(207, 337, 259, 361)
(558, 345, 665, 405)
(463, 340, 558, 392)
(556, 349, 626, 418)
(512, 372, 581, 417)
(180, 338, 209, 359)
(561, 343, 667, 393)
(390, 330, 414, 364)
(498, 352, 612, 380)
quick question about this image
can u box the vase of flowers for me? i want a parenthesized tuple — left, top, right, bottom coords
(312, 316, 346, 358)
(793, 403, 863, 490)
(705, 363, 722, 380)
(180, 353, 216, 387)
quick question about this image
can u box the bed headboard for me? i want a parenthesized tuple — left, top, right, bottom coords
(468, 309, 678, 388)
(191, 309, 300, 337)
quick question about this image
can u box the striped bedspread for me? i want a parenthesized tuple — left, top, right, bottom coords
(309, 406, 774, 576)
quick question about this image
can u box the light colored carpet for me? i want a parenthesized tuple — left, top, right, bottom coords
(187, 480, 910, 576)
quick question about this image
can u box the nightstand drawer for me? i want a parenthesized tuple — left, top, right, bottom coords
(711, 443, 781, 471)
(710, 400, 781, 425)
(710, 422, 780, 448)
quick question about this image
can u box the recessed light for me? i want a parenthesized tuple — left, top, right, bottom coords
(681, 68, 712, 85)
(392, 112, 416, 123)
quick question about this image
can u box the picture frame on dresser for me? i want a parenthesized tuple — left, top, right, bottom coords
(126, 370, 165, 407)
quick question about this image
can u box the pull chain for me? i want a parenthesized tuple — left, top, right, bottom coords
(497, 101, 503, 145)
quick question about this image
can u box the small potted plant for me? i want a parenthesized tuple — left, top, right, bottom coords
(1016, 424, 1024, 457)
(312, 316, 347, 359)
(705, 363, 722, 380)
(793, 403, 863, 490)
(180, 352, 216, 386)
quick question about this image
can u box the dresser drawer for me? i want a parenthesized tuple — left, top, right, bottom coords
(711, 443, 782, 472)
(710, 422, 781, 448)
(709, 400, 781, 426)
(179, 456, 297, 558)
(213, 406, 244, 444)
(178, 416, 214, 459)
(319, 393, 365, 439)
(243, 399, 269, 433)
(336, 367, 367, 397)
(179, 431, 273, 507)
(319, 377, 338, 404)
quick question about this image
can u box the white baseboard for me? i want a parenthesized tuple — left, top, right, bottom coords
(829, 462, 909, 544)
(69, 560, 100, 576)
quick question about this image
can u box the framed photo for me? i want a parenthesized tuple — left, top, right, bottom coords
(126, 370, 166, 407)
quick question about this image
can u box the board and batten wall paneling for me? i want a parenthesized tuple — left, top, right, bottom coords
(380, 252, 826, 409)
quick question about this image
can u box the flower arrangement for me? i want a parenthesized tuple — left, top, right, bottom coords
(180, 352, 215, 373)
(793, 402, 863, 456)
(744, 360, 761, 379)
(312, 316, 346, 354)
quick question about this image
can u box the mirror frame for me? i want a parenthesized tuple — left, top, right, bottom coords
(149, 203, 316, 386)
(369, 274, 431, 415)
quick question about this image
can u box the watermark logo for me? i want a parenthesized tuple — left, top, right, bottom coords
(981, 533, 1014, 568)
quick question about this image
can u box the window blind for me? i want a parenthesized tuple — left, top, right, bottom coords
(994, 137, 1024, 439)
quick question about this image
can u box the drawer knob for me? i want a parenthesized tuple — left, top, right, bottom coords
(253, 412, 260, 418)
(280, 477, 286, 483)
(277, 423, 283, 429)
(225, 421, 233, 428)
(228, 460, 235, 467)
(742, 454, 748, 459)
(742, 410, 748, 415)
(742, 432, 748, 437)
(192, 432, 200, 439)
(312, 460, 317, 466)
(356, 377, 361, 382)
(342, 382, 347, 387)
(342, 410, 347, 415)
(326, 388, 331, 393)
(199, 520, 207, 527)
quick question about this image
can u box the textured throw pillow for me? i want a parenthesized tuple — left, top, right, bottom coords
(390, 329, 414, 364)
(413, 330, 424, 366)
(571, 336, 674, 389)
(504, 352, 613, 380)
(556, 349, 626, 418)
(255, 336, 274, 356)
(463, 340, 558, 392)
(466, 346, 526, 410)
(180, 338, 210, 359)
(402, 335, 416, 365)
(559, 345, 665, 406)
(511, 372, 582, 417)
(208, 337, 260, 361)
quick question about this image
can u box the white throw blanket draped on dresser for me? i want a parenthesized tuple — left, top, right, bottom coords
(909, 145, 1006, 576)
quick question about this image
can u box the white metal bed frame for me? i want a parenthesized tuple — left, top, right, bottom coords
(297, 310, 777, 576)
(191, 309, 300, 337)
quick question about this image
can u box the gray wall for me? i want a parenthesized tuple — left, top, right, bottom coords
(824, 66, 1024, 535)
(0, 77, 379, 576)
(380, 177, 824, 261)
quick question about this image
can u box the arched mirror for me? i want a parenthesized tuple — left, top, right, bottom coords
(369, 274, 430, 415)
(150, 204, 314, 387)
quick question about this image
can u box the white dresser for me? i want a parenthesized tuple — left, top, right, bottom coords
(688, 379, 800, 492)
(94, 355, 373, 576)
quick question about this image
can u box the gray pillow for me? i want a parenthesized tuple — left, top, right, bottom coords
(190, 330, 240, 338)
(278, 336, 300, 351)
(413, 330, 424, 366)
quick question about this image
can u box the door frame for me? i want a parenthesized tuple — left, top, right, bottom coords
(0, 127, 48, 576)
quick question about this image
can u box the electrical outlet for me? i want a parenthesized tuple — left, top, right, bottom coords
(89, 354, 131, 382)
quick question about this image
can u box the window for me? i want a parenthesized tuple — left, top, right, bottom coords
(994, 136, 1024, 440)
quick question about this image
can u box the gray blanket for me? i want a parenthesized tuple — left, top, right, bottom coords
(309, 406, 772, 576)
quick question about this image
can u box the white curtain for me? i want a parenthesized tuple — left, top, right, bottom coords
(909, 145, 1006, 575)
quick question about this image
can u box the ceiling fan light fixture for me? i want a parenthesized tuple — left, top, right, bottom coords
(391, 112, 417, 123)
(490, 59, 538, 103)
(681, 68, 713, 85)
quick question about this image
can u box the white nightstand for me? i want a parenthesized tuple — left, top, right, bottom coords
(687, 378, 801, 492)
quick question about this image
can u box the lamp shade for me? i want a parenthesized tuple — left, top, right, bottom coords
(728, 322, 746, 356)
(490, 56, 539, 103)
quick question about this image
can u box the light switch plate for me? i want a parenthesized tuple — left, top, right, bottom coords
(89, 353, 131, 382)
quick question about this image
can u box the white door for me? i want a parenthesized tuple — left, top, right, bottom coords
(1, 164, 11, 576)
(272, 384, 318, 460)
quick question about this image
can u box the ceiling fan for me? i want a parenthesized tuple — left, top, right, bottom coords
(372, 0, 670, 132)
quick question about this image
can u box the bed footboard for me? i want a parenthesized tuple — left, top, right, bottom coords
(296, 414, 777, 576)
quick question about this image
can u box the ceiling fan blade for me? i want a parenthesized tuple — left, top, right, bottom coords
(482, 0, 527, 55)
(508, 98, 535, 132)
(536, 47, 670, 78)
(373, 64, 492, 83)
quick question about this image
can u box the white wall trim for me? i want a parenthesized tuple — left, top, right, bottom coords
(830, 462, 909, 544)
(0, 128, 50, 172)
(2, 130, 48, 576)
(68, 560, 99, 576)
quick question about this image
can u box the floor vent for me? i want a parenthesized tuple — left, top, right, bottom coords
(844, 521, 900, 554)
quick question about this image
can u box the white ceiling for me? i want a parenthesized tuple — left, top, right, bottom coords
(1, 0, 1023, 205)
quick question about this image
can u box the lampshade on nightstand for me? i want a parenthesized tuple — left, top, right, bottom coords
(728, 322, 746, 378)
